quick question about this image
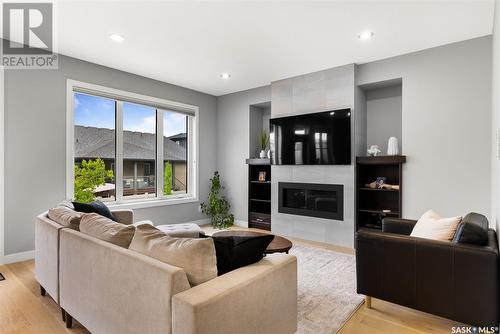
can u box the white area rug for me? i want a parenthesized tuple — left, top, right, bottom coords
(289, 245, 364, 334)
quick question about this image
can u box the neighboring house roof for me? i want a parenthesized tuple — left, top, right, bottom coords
(167, 132, 187, 141)
(75, 126, 186, 161)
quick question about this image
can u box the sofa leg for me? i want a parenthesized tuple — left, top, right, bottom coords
(61, 308, 66, 322)
(365, 296, 372, 309)
(40, 285, 46, 296)
(65, 312, 73, 328)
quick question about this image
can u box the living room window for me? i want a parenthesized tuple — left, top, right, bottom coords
(67, 80, 198, 208)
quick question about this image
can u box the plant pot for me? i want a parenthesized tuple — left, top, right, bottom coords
(259, 150, 267, 159)
(212, 213, 234, 229)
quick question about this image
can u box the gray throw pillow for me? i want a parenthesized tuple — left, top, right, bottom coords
(48, 206, 82, 230)
(129, 224, 217, 286)
(79, 213, 135, 248)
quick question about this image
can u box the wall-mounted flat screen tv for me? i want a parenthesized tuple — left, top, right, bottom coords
(270, 109, 351, 165)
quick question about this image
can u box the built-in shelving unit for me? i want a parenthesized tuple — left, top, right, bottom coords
(246, 158, 271, 231)
(356, 155, 406, 230)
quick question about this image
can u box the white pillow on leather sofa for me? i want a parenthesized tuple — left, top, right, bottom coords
(410, 209, 462, 241)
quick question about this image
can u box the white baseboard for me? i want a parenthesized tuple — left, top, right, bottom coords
(188, 218, 248, 227)
(3, 250, 35, 265)
(189, 218, 211, 226)
(190, 219, 247, 228)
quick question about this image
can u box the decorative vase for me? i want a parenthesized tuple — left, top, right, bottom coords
(259, 150, 267, 159)
(387, 137, 399, 156)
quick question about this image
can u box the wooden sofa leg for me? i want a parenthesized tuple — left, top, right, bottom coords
(61, 308, 66, 322)
(365, 296, 372, 309)
(65, 312, 73, 328)
(40, 285, 46, 296)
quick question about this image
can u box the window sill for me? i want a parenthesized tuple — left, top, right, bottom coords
(107, 196, 198, 210)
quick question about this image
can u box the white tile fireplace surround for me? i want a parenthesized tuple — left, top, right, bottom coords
(271, 165, 355, 248)
(269, 64, 364, 248)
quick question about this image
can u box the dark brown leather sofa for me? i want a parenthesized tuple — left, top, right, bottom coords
(356, 213, 499, 327)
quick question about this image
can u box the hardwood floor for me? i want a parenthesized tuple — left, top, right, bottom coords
(0, 260, 89, 333)
(0, 226, 462, 334)
(339, 298, 462, 334)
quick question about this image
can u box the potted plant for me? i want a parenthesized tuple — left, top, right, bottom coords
(259, 130, 269, 159)
(200, 171, 234, 229)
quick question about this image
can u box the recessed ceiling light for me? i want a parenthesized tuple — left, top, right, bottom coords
(220, 73, 231, 80)
(109, 34, 125, 43)
(358, 31, 374, 40)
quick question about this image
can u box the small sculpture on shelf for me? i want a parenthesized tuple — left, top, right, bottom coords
(387, 137, 399, 156)
(365, 177, 400, 190)
(258, 171, 266, 182)
(367, 145, 381, 157)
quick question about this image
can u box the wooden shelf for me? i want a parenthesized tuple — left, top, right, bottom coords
(359, 187, 398, 192)
(250, 198, 271, 203)
(357, 155, 406, 165)
(249, 211, 270, 216)
(359, 209, 399, 216)
(250, 181, 271, 184)
(245, 158, 270, 165)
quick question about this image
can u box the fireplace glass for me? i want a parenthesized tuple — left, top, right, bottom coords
(279, 182, 343, 220)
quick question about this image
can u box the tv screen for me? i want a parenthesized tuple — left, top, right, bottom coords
(270, 109, 351, 165)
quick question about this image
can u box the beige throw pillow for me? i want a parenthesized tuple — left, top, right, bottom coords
(48, 206, 82, 230)
(410, 210, 462, 241)
(129, 224, 217, 286)
(79, 213, 135, 248)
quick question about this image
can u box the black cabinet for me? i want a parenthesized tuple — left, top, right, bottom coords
(246, 159, 271, 230)
(356, 156, 406, 230)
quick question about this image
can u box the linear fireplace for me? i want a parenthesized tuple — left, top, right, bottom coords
(278, 182, 344, 220)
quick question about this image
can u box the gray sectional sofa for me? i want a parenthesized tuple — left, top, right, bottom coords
(35, 210, 298, 334)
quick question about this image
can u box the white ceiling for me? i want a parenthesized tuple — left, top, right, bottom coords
(52, 0, 494, 96)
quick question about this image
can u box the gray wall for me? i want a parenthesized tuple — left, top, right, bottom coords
(262, 106, 271, 135)
(4, 53, 217, 255)
(249, 104, 272, 159)
(249, 105, 264, 159)
(365, 85, 402, 153)
(492, 0, 500, 231)
(216, 86, 271, 225)
(358, 36, 492, 221)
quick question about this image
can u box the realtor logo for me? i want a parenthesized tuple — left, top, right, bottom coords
(1, 2, 58, 69)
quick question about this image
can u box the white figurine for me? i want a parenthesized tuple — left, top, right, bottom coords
(367, 145, 381, 157)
